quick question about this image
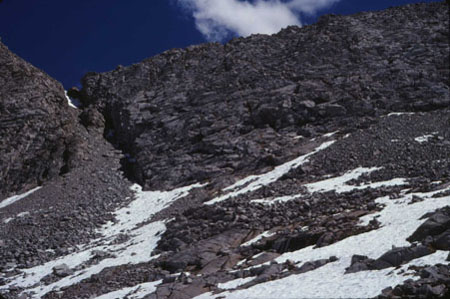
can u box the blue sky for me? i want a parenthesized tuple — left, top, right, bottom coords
(0, 0, 439, 88)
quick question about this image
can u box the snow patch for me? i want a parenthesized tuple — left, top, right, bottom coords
(195, 185, 450, 299)
(3, 217, 13, 224)
(94, 280, 162, 299)
(205, 141, 335, 205)
(250, 167, 408, 206)
(386, 112, 415, 116)
(241, 231, 276, 247)
(3, 211, 30, 224)
(0, 187, 41, 210)
(323, 131, 339, 138)
(65, 91, 80, 109)
(1, 183, 202, 298)
(292, 135, 304, 140)
(196, 251, 448, 299)
(305, 167, 408, 194)
(218, 277, 255, 290)
(414, 133, 436, 143)
(250, 194, 302, 205)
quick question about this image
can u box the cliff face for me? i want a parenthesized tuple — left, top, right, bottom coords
(0, 2, 449, 299)
(0, 42, 83, 196)
(79, 1, 448, 190)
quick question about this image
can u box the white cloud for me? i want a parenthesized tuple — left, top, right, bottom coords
(177, 0, 341, 41)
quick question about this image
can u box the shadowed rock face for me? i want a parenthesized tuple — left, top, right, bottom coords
(0, 42, 81, 197)
(79, 2, 449, 190)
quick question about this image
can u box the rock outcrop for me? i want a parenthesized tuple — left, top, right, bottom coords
(0, 42, 82, 196)
(77, 1, 449, 190)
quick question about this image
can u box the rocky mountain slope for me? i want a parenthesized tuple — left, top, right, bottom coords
(1, 1, 449, 299)
(78, 1, 448, 191)
(0, 42, 84, 197)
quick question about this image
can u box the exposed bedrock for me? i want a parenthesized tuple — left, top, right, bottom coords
(78, 2, 449, 190)
(0, 42, 85, 197)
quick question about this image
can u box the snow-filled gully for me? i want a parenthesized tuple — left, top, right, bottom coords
(2, 138, 449, 298)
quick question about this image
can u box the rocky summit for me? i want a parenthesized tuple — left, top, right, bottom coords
(0, 2, 449, 299)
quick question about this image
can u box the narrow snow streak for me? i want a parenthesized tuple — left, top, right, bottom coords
(386, 112, 415, 116)
(1, 183, 202, 298)
(64, 91, 80, 109)
(241, 231, 276, 247)
(414, 133, 436, 143)
(3, 211, 30, 224)
(250, 194, 302, 205)
(250, 167, 407, 205)
(305, 167, 408, 194)
(196, 185, 450, 299)
(94, 280, 162, 299)
(322, 130, 339, 138)
(0, 187, 41, 209)
(205, 141, 335, 205)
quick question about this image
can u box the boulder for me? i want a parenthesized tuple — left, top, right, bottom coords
(372, 245, 435, 269)
(408, 209, 450, 242)
(52, 264, 74, 277)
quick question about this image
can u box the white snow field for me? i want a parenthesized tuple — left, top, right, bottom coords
(195, 185, 450, 299)
(0, 183, 202, 298)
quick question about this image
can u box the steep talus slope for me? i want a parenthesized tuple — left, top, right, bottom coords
(78, 1, 448, 191)
(0, 2, 449, 299)
(0, 42, 83, 197)
(0, 42, 135, 286)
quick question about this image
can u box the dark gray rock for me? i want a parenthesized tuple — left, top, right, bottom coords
(372, 245, 435, 269)
(52, 264, 74, 277)
(77, 1, 449, 191)
(345, 255, 372, 274)
(316, 103, 347, 117)
(433, 230, 450, 250)
(408, 209, 450, 243)
(0, 42, 83, 197)
(378, 264, 450, 298)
